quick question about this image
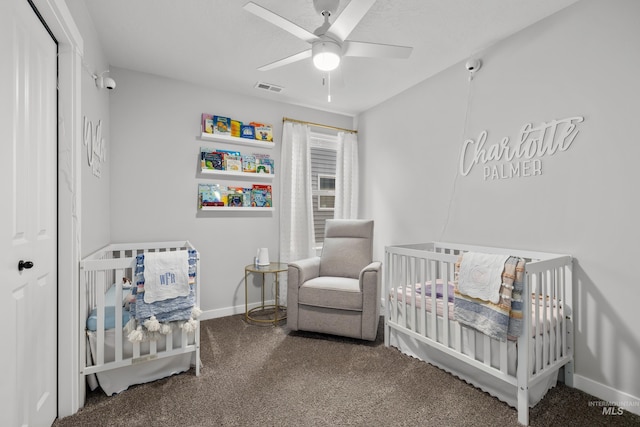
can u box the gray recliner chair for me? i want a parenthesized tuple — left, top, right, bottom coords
(287, 219, 381, 341)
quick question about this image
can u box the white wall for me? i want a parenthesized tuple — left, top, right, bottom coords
(108, 67, 353, 317)
(66, 0, 111, 256)
(359, 0, 639, 408)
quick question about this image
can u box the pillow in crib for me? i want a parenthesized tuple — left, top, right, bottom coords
(86, 306, 131, 331)
(424, 282, 455, 303)
(104, 282, 132, 307)
(86, 283, 133, 331)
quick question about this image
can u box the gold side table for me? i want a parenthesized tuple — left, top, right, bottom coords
(244, 262, 288, 324)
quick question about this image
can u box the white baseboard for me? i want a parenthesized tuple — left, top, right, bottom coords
(574, 374, 640, 416)
(200, 300, 277, 321)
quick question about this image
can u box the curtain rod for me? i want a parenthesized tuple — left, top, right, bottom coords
(282, 117, 357, 134)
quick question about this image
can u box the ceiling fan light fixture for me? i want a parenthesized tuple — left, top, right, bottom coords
(312, 40, 341, 71)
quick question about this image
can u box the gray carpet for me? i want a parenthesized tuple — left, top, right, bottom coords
(54, 315, 640, 426)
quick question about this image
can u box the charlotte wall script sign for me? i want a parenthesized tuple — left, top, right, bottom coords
(459, 116, 584, 180)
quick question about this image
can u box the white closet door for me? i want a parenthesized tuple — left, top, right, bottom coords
(0, 0, 58, 425)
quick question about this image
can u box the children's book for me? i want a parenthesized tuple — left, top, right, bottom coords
(242, 188, 252, 207)
(227, 193, 243, 207)
(225, 155, 243, 172)
(252, 123, 273, 142)
(199, 184, 225, 207)
(201, 113, 214, 134)
(242, 155, 256, 173)
(240, 125, 255, 139)
(256, 157, 274, 174)
(251, 184, 272, 207)
(202, 150, 224, 170)
(213, 116, 231, 135)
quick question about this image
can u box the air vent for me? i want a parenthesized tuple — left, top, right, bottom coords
(254, 82, 284, 93)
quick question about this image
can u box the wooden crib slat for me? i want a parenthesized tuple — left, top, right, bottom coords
(468, 327, 476, 356)
(428, 260, 437, 341)
(166, 331, 173, 352)
(550, 269, 557, 363)
(441, 261, 450, 347)
(542, 271, 553, 369)
(418, 258, 426, 336)
(560, 266, 566, 359)
(96, 270, 106, 367)
(409, 256, 417, 333)
(400, 256, 407, 329)
(114, 278, 123, 362)
(133, 340, 141, 359)
(483, 334, 491, 366)
(181, 327, 189, 349)
(499, 339, 508, 374)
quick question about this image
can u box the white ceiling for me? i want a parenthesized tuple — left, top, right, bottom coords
(82, 0, 579, 116)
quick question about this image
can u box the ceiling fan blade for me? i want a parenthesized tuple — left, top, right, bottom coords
(243, 2, 319, 43)
(326, 0, 376, 41)
(343, 40, 413, 59)
(257, 49, 312, 71)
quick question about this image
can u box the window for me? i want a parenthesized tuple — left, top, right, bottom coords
(317, 174, 336, 211)
(310, 133, 338, 244)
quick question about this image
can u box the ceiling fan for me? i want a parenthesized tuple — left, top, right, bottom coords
(243, 0, 413, 72)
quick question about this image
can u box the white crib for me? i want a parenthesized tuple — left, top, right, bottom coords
(80, 241, 200, 396)
(384, 242, 573, 426)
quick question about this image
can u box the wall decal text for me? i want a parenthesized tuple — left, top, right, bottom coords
(459, 116, 584, 180)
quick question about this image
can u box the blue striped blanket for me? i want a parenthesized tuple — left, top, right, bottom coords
(454, 255, 525, 342)
(130, 249, 197, 323)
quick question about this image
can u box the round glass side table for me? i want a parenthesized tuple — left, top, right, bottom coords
(244, 262, 288, 324)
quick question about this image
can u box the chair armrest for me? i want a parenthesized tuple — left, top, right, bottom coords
(359, 261, 381, 294)
(288, 256, 321, 287)
(360, 261, 381, 281)
(360, 261, 382, 341)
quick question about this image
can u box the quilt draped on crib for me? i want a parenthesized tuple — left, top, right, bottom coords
(127, 249, 201, 342)
(453, 254, 525, 341)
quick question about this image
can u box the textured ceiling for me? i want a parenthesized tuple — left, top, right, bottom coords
(81, 0, 579, 116)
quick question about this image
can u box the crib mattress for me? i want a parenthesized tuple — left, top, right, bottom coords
(87, 329, 194, 396)
(391, 285, 562, 337)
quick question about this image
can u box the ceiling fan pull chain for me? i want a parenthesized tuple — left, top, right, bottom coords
(327, 71, 332, 103)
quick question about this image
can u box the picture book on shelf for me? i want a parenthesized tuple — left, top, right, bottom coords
(201, 149, 224, 170)
(231, 120, 242, 138)
(250, 122, 273, 142)
(242, 155, 256, 173)
(227, 193, 243, 207)
(225, 156, 242, 172)
(199, 183, 225, 207)
(251, 184, 272, 207)
(202, 113, 214, 134)
(213, 116, 231, 135)
(240, 125, 255, 139)
(256, 157, 274, 174)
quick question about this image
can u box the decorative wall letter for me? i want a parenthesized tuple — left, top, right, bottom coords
(82, 116, 106, 177)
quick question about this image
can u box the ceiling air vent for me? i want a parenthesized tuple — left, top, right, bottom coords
(254, 82, 284, 93)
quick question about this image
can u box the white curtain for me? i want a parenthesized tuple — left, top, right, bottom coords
(334, 131, 359, 219)
(279, 122, 316, 266)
